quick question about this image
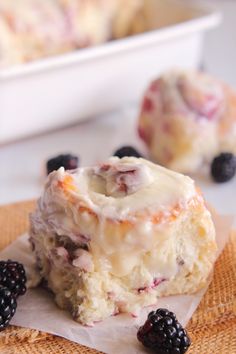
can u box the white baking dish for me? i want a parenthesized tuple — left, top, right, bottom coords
(0, 0, 221, 144)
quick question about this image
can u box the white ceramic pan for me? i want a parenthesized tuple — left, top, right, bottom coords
(0, 0, 221, 143)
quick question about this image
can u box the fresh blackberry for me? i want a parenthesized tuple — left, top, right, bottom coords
(0, 260, 27, 297)
(113, 146, 142, 159)
(211, 153, 236, 183)
(46, 154, 79, 174)
(0, 287, 17, 331)
(137, 308, 191, 354)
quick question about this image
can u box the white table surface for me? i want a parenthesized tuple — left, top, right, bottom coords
(0, 1, 235, 223)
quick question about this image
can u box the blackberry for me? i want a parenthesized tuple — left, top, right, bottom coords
(113, 146, 142, 159)
(211, 153, 236, 183)
(0, 287, 17, 331)
(137, 308, 191, 354)
(0, 260, 27, 297)
(46, 154, 79, 174)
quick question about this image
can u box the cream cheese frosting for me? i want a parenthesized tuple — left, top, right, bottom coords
(37, 157, 196, 221)
(32, 158, 201, 278)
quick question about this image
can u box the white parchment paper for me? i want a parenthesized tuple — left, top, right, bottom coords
(0, 211, 234, 354)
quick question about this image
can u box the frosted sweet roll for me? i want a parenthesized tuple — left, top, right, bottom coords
(30, 157, 217, 325)
(138, 70, 236, 173)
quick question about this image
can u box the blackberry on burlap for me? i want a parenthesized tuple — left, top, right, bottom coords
(137, 308, 191, 354)
(0, 287, 17, 331)
(0, 260, 27, 297)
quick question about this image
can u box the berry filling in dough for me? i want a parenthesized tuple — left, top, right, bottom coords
(30, 157, 217, 325)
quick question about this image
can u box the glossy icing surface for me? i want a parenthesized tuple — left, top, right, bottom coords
(32, 157, 199, 277)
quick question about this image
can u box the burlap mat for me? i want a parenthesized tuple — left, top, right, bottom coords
(0, 201, 235, 354)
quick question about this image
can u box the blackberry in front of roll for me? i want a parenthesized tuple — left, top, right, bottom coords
(137, 308, 191, 353)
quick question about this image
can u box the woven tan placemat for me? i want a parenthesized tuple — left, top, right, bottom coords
(0, 200, 235, 354)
